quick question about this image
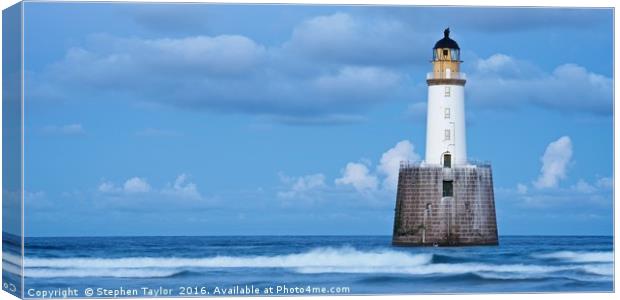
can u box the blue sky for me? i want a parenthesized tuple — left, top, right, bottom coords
(19, 2, 613, 236)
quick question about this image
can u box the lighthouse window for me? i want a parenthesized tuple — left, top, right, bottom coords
(443, 154, 452, 168)
(445, 86, 451, 97)
(442, 49, 448, 57)
(443, 180, 453, 197)
(444, 108, 450, 119)
(444, 129, 451, 141)
(451, 49, 460, 61)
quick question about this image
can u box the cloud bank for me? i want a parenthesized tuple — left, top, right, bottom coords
(277, 173, 327, 201)
(468, 54, 612, 115)
(30, 11, 612, 124)
(96, 174, 210, 211)
(32, 13, 415, 124)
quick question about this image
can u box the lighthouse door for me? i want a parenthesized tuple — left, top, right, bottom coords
(443, 153, 452, 168)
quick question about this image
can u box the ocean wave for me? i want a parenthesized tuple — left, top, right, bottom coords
(23, 247, 431, 278)
(474, 271, 612, 282)
(581, 264, 614, 276)
(294, 262, 612, 278)
(430, 253, 469, 264)
(532, 251, 613, 263)
(3, 252, 23, 276)
(25, 268, 185, 279)
(21, 247, 613, 279)
(2, 261, 22, 276)
(25, 247, 431, 269)
(3, 252, 23, 266)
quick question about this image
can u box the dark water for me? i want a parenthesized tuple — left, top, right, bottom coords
(2, 235, 614, 297)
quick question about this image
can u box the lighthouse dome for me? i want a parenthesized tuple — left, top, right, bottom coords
(433, 28, 460, 50)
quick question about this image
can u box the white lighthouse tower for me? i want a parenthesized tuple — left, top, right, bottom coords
(424, 28, 467, 167)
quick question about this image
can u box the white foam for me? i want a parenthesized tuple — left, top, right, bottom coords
(24, 247, 431, 269)
(25, 268, 180, 278)
(20, 247, 613, 279)
(581, 264, 614, 276)
(475, 271, 611, 282)
(2, 261, 22, 276)
(3, 252, 23, 266)
(533, 251, 613, 263)
(294, 262, 611, 277)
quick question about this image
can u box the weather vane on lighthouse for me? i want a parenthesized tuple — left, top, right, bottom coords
(392, 28, 498, 247)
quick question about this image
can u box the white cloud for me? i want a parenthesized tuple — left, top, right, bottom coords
(97, 174, 203, 200)
(28, 15, 612, 125)
(123, 177, 151, 193)
(286, 13, 426, 65)
(24, 191, 52, 210)
(335, 162, 378, 192)
(474, 54, 541, 78)
(501, 179, 612, 210)
(95, 174, 209, 211)
(162, 174, 202, 200)
(533, 136, 573, 189)
(31, 13, 422, 124)
(506, 138, 610, 208)
(55, 34, 265, 80)
(596, 177, 613, 189)
(377, 140, 421, 190)
(277, 173, 326, 199)
(314, 66, 401, 98)
(99, 175, 202, 198)
(565, 177, 612, 195)
(469, 54, 612, 115)
(334, 140, 420, 196)
(98, 181, 117, 193)
(499, 150, 610, 210)
(42, 124, 85, 135)
(271, 141, 421, 204)
(571, 179, 597, 193)
(476, 54, 513, 72)
(144, 35, 266, 74)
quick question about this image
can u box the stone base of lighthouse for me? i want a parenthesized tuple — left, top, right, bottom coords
(392, 163, 498, 246)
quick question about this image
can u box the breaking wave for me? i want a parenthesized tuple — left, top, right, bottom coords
(532, 251, 613, 263)
(581, 264, 614, 276)
(3, 252, 23, 276)
(294, 262, 611, 278)
(25, 268, 185, 279)
(25, 247, 431, 269)
(3, 252, 22, 266)
(21, 247, 613, 279)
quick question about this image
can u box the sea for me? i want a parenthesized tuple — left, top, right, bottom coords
(2, 235, 614, 297)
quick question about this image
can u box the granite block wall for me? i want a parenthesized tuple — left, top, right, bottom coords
(392, 164, 498, 246)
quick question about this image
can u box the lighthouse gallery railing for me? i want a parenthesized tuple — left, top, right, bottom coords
(400, 160, 491, 169)
(426, 72, 467, 80)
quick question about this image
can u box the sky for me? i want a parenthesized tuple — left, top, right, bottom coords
(15, 2, 613, 236)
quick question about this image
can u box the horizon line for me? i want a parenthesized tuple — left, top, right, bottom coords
(3, 232, 613, 239)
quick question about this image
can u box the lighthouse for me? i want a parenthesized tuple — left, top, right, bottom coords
(392, 29, 498, 247)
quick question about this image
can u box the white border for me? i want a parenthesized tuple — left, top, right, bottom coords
(0, 0, 617, 7)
